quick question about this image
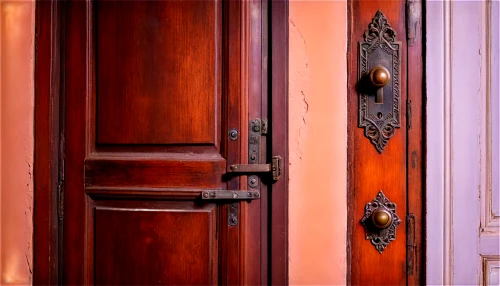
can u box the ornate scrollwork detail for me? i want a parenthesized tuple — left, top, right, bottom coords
(358, 10, 401, 153)
(364, 10, 397, 50)
(360, 191, 401, 253)
(364, 123, 396, 153)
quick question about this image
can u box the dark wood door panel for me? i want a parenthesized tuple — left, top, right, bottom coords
(93, 200, 217, 285)
(60, 0, 264, 284)
(96, 0, 221, 145)
(35, 0, 292, 284)
(84, 157, 225, 188)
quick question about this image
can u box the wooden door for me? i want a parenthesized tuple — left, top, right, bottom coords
(54, 0, 281, 284)
(347, 0, 424, 284)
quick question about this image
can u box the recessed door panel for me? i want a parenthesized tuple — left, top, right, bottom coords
(94, 201, 217, 285)
(96, 0, 220, 144)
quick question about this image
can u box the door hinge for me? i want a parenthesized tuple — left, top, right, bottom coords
(260, 118, 268, 135)
(58, 133, 65, 220)
(406, 0, 421, 47)
(57, 181, 64, 220)
(407, 100, 412, 130)
(406, 213, 416, 276)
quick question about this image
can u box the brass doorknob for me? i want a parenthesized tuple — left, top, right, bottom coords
(368, 65, 390, 88)
(371, 208, 392, 229)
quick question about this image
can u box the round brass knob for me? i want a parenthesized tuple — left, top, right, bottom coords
(371, 208, 392, 229)
(369, 66, 391, 88)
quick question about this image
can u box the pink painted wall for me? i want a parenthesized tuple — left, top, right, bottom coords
(289, 1, 347, 284)
(0, 0, 35, 284)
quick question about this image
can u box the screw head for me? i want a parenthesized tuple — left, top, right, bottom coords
(228, 214, 238, 226)
(229, 129, 238, 140)
(249, 177, 258, 188)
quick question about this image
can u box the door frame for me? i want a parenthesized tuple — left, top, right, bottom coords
(33, 1, 289, 284)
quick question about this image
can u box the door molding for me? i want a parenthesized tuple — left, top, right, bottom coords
(33, 0, 289, 284)
(425, 1, 452, 284)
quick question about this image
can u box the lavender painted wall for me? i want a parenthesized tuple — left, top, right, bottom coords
(426, 1, 500, 284)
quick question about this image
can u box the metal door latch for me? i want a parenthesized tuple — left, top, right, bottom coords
(228, 156, 282, 181)
(201, 190, 260, 200)
(201, 190, 260, 227)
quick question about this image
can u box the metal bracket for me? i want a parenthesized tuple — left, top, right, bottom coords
(226, 118, 282, 181)
(248, 119, 261, 189)
(201, 190, 260, 227)
(201, 190, 260, 200)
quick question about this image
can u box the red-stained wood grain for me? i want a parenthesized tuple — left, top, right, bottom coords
(59, 0, 271, 284)
(348, 1, 409, 285)
(96, 1, 219, 144)
(94, 201, 217, 285)
(84, 158, 226, 188)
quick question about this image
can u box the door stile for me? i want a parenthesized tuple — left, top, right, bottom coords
(84, 0, 95, 283)
(222, 0, 245, 284)
(63, 0, 87, 283)
(259, 1, 270, 283)
(244, 0, 269, 284)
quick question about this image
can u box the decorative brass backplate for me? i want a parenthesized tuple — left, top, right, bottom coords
(360, 191, 401, 253)
(358, 10, 401, 153)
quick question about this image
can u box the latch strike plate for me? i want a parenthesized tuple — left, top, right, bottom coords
(228, 155, 282, 181)
(201, 190, 260, 200)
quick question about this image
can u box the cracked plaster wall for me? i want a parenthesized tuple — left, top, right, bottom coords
(289, 1, 347, 284)
(0, 0, 35, 284)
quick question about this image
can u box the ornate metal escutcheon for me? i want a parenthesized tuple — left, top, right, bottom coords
(360, 191, 401, 253)
(358, 10, 401, 153)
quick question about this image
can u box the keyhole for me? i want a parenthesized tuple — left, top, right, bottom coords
(377, 112, 383, 119)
